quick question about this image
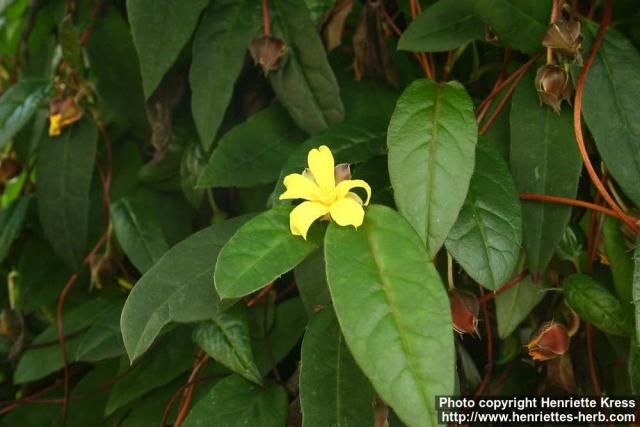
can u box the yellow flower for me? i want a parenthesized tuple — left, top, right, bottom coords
(48, 114, 63, 136)
(279, 145, 371, 239)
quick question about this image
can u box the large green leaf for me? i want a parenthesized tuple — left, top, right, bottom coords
(495, 273, 544, 338)
(0, 78, 51, 148)
(579, 24, 640, 207)
(472, 0, 550, 54)
(85, 10, 147, 130)
(629, 337, 640, 394)
(270, 0, 344, 134)
(15, 297, 117, 383)
(446, 142, 522, 290)
(182, 375, 288, 427)
(564, 274, 633, 337)
(127, 0, 209, 97)
(190, 0, 259, 149)
(110, 197, 169, 274)
(193, 304, 262, 385)
(388, 79, 477, 257)
(198, 104, 306, 188)
(76, 303, 126, 362)
(399, 0, 484, 52)
(603, 217, 634, 304)
(510, 70, 581, 273)
(106, 329, 195, 415)
(324, 205, 454, 427)
(0, 196, 30, 264)
(120, 215, 250, 362)
(299, 307, 375, 426)
(294, 249, 331, 314)
(37, 118, 98, 269)
(214, 207, 321, 298)
(271, 117, 388, 204)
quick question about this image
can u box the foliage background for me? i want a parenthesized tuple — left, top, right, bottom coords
(0, 0, 640, 426)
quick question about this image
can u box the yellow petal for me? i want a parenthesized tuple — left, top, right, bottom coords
(289, 201, 329, 239)
(329, 197, 365, 228)
(307, 145, 335, 189)
(335, 179, 372, 205)
(279, 173, 320, 201)
(48, 114, 62, 137)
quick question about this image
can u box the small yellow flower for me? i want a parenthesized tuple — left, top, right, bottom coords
(48, 114, 63, 136)
(279, 145, 371, 239)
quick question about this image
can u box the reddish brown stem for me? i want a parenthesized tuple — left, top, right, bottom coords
(246, 282, 274, 307)
(573, 0, 639, 235)
(478, 270, 529, 304)
(519, 193, 620, 218)
(261, 0, 271, 37)
(474, 286, 493, 397)
(56, 273, 78, 427)
(478, 66, 528, 135)
(173, 353, 209, 427)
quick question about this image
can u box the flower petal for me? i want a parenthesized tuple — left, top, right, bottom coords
(335, 179, 372, 205)
(279, 173, 320, 201)
(329, 197, 365, 228)
(307, 145, 335, 189)
(289, 201, 329, 239)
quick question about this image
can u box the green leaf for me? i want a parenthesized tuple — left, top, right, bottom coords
(324, 205, 454, 427)
(399, 0, 484, 52)
(0, 196, 30, 264)
(121, 215, 250, 362)
(495, 274, 544, 338)
(579, 24, 640, 207)
(446, 142, 522, 290)
(182, 375, 288, 427)
(110, 197, 169, 274)
(0, 78, 51, 149)
(19, 237, 71, 313)
(198, 104, 306, 188)
(15, 297, 117, 383)
(388, 79, 477, 257)
(85, 9, 147, 130)
(58, 15, 81, 70)
(252, 297, 307, 375)
(36, 118, 98, 269)
(190, 0, 259, 149)
(193, 304, 262, 385)
(106, 329, 195, 415)
(472, 0, 550, 54)
(629, 337, 640, 394)
(294, 249, 331, 314)
(214, 207, 321, 299)
(270, 0, 344, 134)
(603, 217, 634, 304)
(76, 303, 126, 362)
(564, 274, 633, 337)
(271, 117, 387, 204)
(510, 70, 581, 273)
(299, 307, 375, 426)
(127, 0, 209, 97)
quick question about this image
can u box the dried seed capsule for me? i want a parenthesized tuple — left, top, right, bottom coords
(527, 322, 570, 361)
(535, 64, 571, 114)
(249, 36, 287, 75)
(543, 20, 583, 65)
(449, 289, 479, 336)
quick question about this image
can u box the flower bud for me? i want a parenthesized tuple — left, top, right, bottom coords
(527, 322, 570, 361)
(542, 20, 583, 65)
(535, 64, 571, 114)
(449, 289, 479, 336)
(249, 36, 287, 75)
(48, 97, 83, 136)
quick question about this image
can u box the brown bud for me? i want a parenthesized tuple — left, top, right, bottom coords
(535, 64, 571, 114)
(249, 36, 287, 75)
(543, 20, 583, 65)
(0, 158, 21, 183)
(527, 322, 570, 361)
(449, 289, 479, 336)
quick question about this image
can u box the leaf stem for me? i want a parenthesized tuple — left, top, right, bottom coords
(261, 0, 271, 37)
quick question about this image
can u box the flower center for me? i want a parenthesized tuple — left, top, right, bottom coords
(316, 186, 338, 206)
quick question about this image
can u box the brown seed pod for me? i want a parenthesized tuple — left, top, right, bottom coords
(527, 322, 570, 361)
(249, 35, 287, 75)
(449, 288, 480, 337)
(535, 64, 571, 114)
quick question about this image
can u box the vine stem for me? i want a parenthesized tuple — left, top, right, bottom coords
(573, 0, 639, 235)
(474, 286, 493, 397)
(519, 193, 620, 218)
(477, 270, 529, 304)
(261, 0, 271, 36)
(173, 352, 210, 427)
